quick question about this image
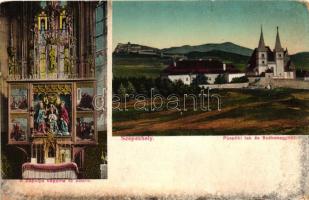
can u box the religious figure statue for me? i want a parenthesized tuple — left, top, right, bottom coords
(36, 101, 47, 134)
(49, 47, 57, 73)
(48, 104, 59, 134)
(59, 101, 70, 136)
(64, 48, 71, 74)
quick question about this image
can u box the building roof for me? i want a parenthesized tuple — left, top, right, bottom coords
(258, 26, 267, 51)
(247, 47, 294, 73)
(163, 59, 242, 75)
(274, 27, 284, 52)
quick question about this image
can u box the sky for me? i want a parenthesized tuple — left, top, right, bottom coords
(113, 0, 309, 54)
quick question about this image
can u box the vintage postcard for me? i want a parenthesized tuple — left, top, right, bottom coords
(1, 0, 309, 200)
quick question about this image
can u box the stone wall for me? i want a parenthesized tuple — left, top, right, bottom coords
(271, 79, 309, 89)
(199, 82, 249, 89)
(249, 77, 309, 89)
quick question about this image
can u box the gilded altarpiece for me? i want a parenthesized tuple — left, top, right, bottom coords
(2, 1, 105, 178)
(8, 81, 97, 163)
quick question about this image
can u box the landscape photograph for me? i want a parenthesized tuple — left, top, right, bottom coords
(112, 1, 309, 136)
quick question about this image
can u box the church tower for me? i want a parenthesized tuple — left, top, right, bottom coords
(256, 26, 268, 74)
(274, 26, 285, 77)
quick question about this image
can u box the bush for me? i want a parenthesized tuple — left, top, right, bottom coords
(214, 74, 227, 84)
(231, 76, 249, 83)
(192, 74, 209, 86)
(117, 83, 127, 99)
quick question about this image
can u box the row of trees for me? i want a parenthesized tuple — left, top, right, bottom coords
(113, 77, 202, 98)
(113, 74, 249, 98)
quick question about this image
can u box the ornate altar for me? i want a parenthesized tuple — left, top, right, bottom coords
(3, 1, 105, 178)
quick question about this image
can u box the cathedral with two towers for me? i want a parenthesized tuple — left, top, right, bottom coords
(247, 27, 296, 79)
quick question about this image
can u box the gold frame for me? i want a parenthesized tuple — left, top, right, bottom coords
(7, 80, 98, 163)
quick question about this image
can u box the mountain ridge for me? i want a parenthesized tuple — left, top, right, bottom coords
(161, 42, 253, 56)
(114, 41, 254, 56)
(114, 42, 309, 57)
(114, 42, 309, 70)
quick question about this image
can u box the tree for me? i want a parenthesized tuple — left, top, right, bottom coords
(160, 78, 174, 97)
(139, 83, 148, 96)
(214, 74, 227, 84)
(126, 81, 136, 95)
(173, 80, 187, 95)
(117, 83, 127, 100)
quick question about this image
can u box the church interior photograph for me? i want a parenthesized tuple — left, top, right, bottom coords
(0, 1, 107, 179)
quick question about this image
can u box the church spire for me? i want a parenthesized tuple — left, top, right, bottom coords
(274, 26, 283, 51)
(258, 25, 266, 51)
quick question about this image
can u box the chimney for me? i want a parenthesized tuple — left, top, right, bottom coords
(223, 63, 226, 71)
(173, 60, 177, 67)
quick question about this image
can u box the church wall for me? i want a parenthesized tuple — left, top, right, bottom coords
(0, 16, 9, 134)
(258, 66, 268, 74)
(257, 51, 268, 66)
(275, 53, 285, 77)
(206, 74, 220, 84)
(283, 71, 296, 79)
(226, 73, 246, 82)
(167, 74, 193, 85)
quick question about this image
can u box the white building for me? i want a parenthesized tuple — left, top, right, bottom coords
(162, 59, 245, 85)
(247, 27, 296, 79)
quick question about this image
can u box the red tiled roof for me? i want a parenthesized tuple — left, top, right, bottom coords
(163, 59, 241, 75)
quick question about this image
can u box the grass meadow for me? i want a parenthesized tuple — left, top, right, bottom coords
(113, 88, 309, 136)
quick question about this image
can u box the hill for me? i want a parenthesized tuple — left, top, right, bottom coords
(185, 50, 250, 71)
(162, 42, 253, 56)
(113, 53, 171, 78)
(114, 43, 160, 54)
(113, 43, 309, 78)
(291, 52, 309, 70)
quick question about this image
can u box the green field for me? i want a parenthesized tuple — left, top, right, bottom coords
(113, 54, 168, 78)
(113, 88, 309, 136)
